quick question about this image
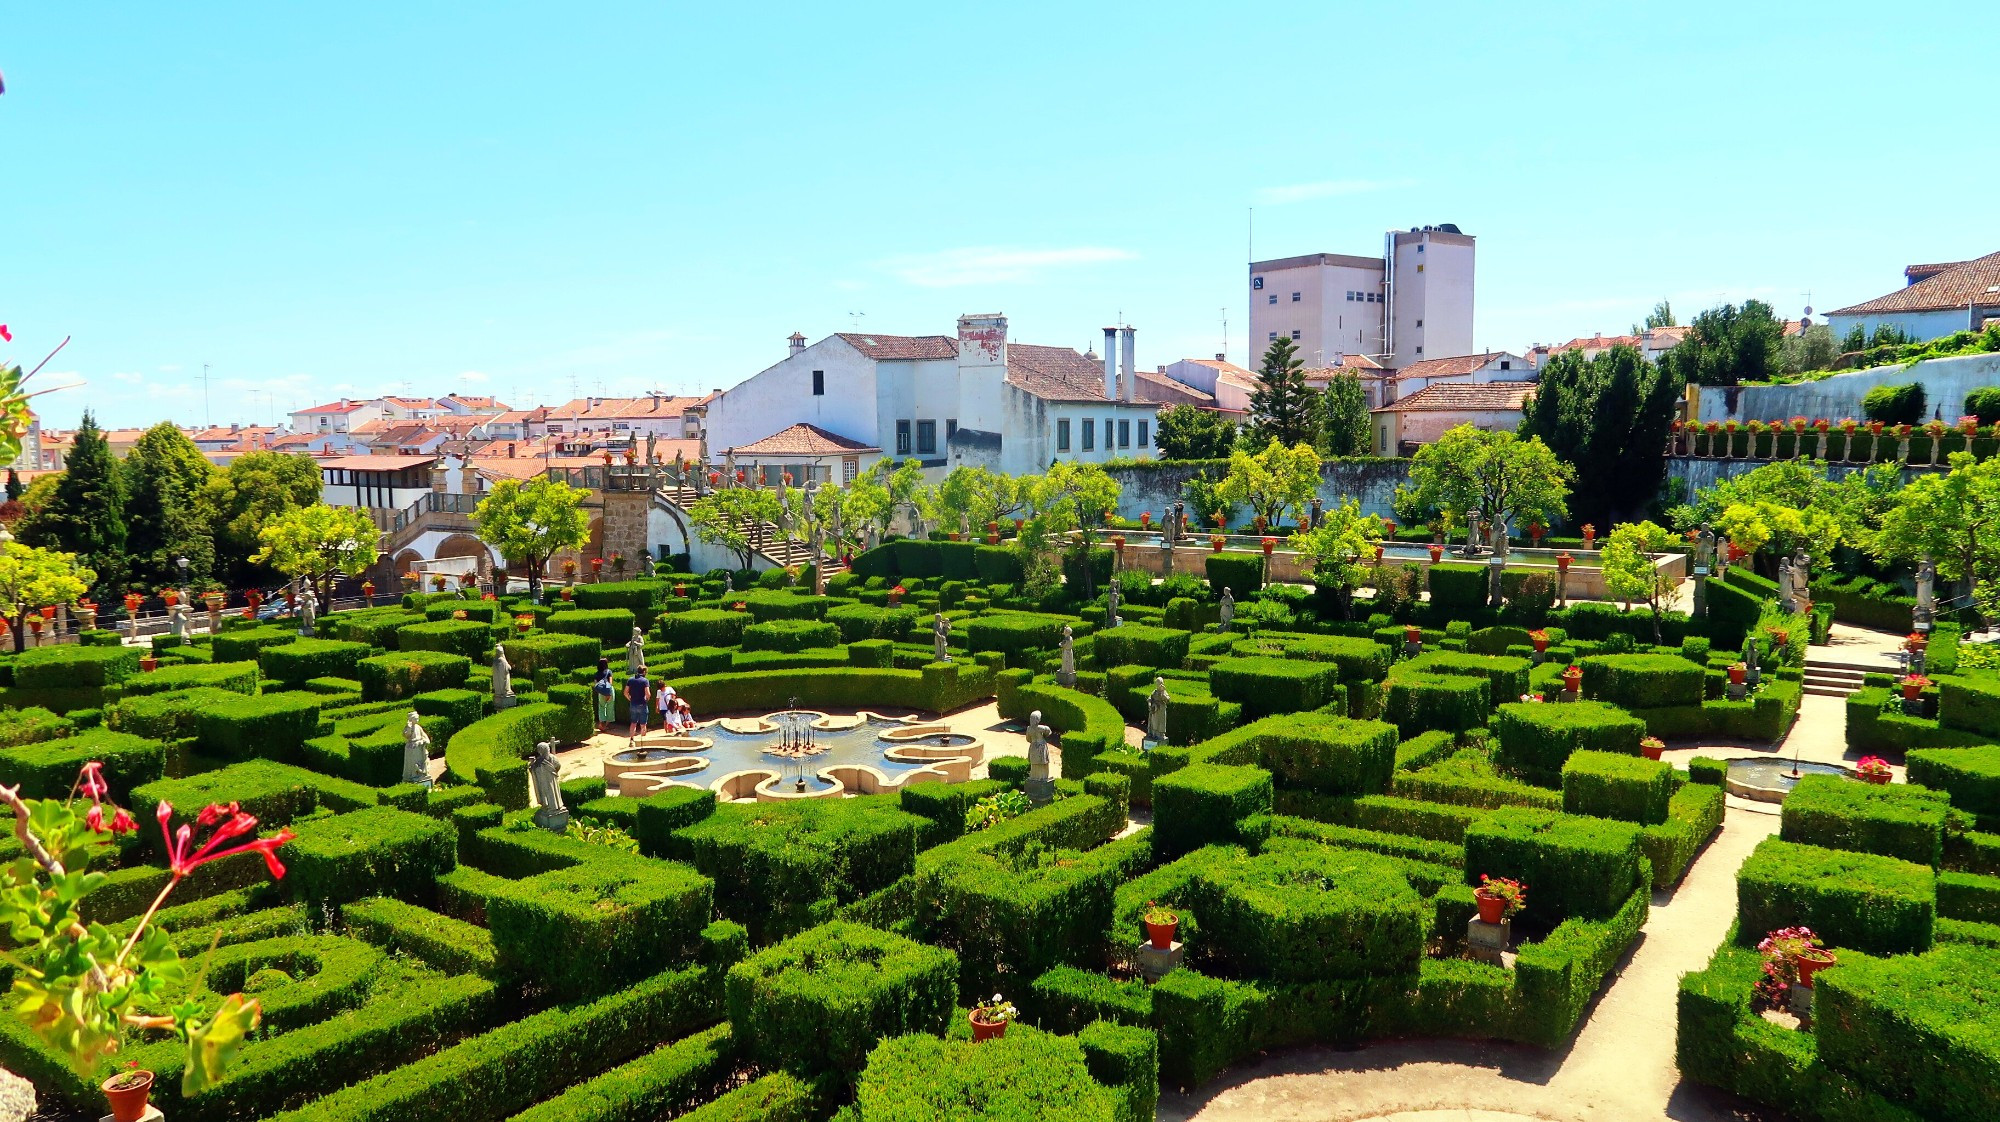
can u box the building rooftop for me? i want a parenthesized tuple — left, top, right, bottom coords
(540, 395, 704, 421)
(834, 333, 960, 361)
(1391, 352, 1522, 382)
(296, 400, 368, 415)
(317, 454, 438, 472)
(1372, 381, 1537, 414)
(1830, 250, 2000, 317)
(728, 423, 880, 457)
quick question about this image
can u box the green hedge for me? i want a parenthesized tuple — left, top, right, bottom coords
(660, 608, 749, 648)
(1208, 656, 1340, 719)
(673, 664, 995, 724)
(395, 619, 490, 661)
(1493, 700, 1646, 786)
(120, 659, 259, 696)
(545, 606, 638, 645)
(1204, 553, 1263, 599)
(359, 650, 472, 702)
(1426, 562, 1487, 613)
(1400, 650, 1531, 707)
(1463, 806, 1643, 922)
(210, 625, 299, 664)
(1379, 671, 1487, 736)
(726, 919, 957, 1080)
(854, 1025, 1120, 1121)
(508, 1023, 736, 1122)
(1906, 745, 2000, 818)
(107, 686, 236, 742)
(0, 727, 163, 801)
(11, 643, 141, 688)
(1737, 837, 1935, 955)
(1780, 775, 1949, 868)
(442, 702, 570, 808)
(965, 612, 1070, 658)
(1815, 942, 2000, 1122)
(501, 632, 601, 677)
(1176, 839, 1427, 981)
(742, 618, 841, 653)
(1939, 674, 2000, 738)
(1239, 712, 1398, 798)
(1640, 781, 1726, 888)
(1581, 652, 1703, 709)
(483, 855, 714, 998)
(1093, 623, 1191, 671)
(826, 602, 921, 643)
(261, 639, 373, 686)
(340, 896, 502, 978)
(1152, 763, 1273, 859)
(1562, 749, 1672, 825)
(1234, 633, 1391, 683)
(199, 690, 325, 762)
(281, 806, 457, 907)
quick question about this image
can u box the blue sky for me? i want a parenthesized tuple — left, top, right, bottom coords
(3, 2, 1995, 431)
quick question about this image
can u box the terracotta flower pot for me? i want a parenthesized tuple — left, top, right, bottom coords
(1562, 670, 1583, 693)
(1474, 890, 1506, 925)
(1728, 664, 1747, 685)
(1794, 948, 1837, 988)
(1404, 626, 1422, 645)
(1862, 771, 1891, 785)
(1144, 915, 1179, 950)
(1641, 741, 1664, 761)
(969, 1010, 1007, 1042)
(140, 655, 158, 673)
(102, 1070, 154, 1122)
(1210, 537, 1225, 554)
(1427, 544, 1443, 563)
(1531, 637, 1549, 653)
(1902, 681, 1923, 702)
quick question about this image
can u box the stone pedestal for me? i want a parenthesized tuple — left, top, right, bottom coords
(1404, 640, 1421, 659)
(1024, 777, 1055, 806)
(1787, 981, 1815, 1019)
(1467, 917, 1512, 965)
(1559, 687, 1580, 704)
(534, 806, 570, 833)
(1727, 681, 1748, 702)
(102, 1108, 164, 1122)
(1135, 939, 1184, 982)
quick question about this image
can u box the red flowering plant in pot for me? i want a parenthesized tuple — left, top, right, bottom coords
(1856, 756, 1893, 784)
(1142, 900, 1180, 949)
(0, 763, 293, 1115)
(1901, 673, 1930, 702)
(1640, 735, 1666, 761)
(1528, 629, 1550, 653)
(1754, 926, 1833, 1007)
(1474, 874, 1526, 925)
(968, 993, 1016, 1042)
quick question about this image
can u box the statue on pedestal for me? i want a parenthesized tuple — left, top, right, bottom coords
(1777, 558, 1797, 613)
(933, 613, 953, 663)
(402, 711, 433, 787)
(298, 588, 318, 638)
(1024, 710, 1054, 805)
(530, 740, 568, 831)
(1218, 587, 1235, 633)
(493, 645, 516, 710)
(168, 603, 190, 646)
(1915, 556, 1937, 629)
(1743, 635, 1762, 689)
(1058, 625, 1076, 689)
(1106, 580, 1121, 629)
(1147, 677, 1170, 747)
(627, 626, 648, 672)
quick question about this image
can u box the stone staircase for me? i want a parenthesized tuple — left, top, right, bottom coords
(1802, 655, 1899, 698)
(654, 483, 830, 570)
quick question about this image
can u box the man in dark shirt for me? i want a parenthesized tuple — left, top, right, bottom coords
(624, 669, 651, 742)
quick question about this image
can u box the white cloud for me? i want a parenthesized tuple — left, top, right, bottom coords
(881, 246, 1137, 288)
(1253, 179, 1414, 206)
(457, 370, 490, 384)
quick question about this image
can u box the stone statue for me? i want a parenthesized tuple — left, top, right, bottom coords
(1491, 518, 1510, 562)
(1218, 587, 1235, 633)
(1916, 555, 1937, 625)
(1465, 508, 1484, 557)
(1776, 558, 1797, 613)
(402, 711, 432, 787)
(645, 430, 657, 465)
(1147, 677, 1170, 746)
(627, 626, 648, 672)
(1106, 580, 1121, 628)
(298, 588, 318, 638)
(168, 603, 190, 645)
(1792, 548, 1811, 590)
(530, 739, 568, 831)
(724, 570, 736, 593)
(1695, 525, 1715, 575)
(1024, 709, 1054, 804)
(1743, 635, 1762, 688)
(933, 612, 952, 664)
(493, 645, 516, 710)
(724, 451, 737, 487)
(1058, 625, 1076, 688)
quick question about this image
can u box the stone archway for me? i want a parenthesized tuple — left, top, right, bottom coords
(435, 534, 491, 564)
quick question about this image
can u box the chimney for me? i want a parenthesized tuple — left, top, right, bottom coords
(1119, 326, 1136, 402)
(507, 443, 516, 458)
(788, 331, 806, 358)
(1102, 327, 1118, 400)
(1216, 353, 1226, 361)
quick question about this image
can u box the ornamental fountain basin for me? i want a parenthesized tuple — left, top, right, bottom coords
(604, 710, 984, 801)
(1724, 757, 1853, 803)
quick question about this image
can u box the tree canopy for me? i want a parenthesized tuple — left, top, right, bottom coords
(1395, 426, 1572, 535)
(931, 465, 1026, 534)
(1520, 344, 1683, 525)
(1021, 461, 1121, 597)
(0, 541, 95, 651)
(15, 412, 125, 597)
(472, 476, 591, 597)
(1319, 370, 1371, 457)
(846, 460, 928, 540)
(1871, 451, 2000, 603)
(250, 503, 381, 608)
(1287, 498, 1383, 619)
(1154, 404, 1237, 461)
(1216, 440, 1320, 530)
(122, 422, 216, 593)
(201, 451, 325, 589)
(1599, 520, 1678, 644)
(1247, 336, 1318, 448)
(688, 487, 781, 570)
(1659, 299, 1785, 387)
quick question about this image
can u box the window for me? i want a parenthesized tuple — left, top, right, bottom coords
(1291, 330, 1301, 340)
(1057, 418, 1071, 451)
(1118, 419, 1130, 448)
(916, 420, 937, 455)
(1416, 319, 1423, 328)
(1291, 292, 1301, 302)
(1416, 346, 1424, 355)
(1138, 420, 1150, 447)
(1417, 264, 1424, 272)
(895, 420, 911, 456)
(1082, 419, 1095, 451)
(811, 370, 824, 396)
(1253, 277, 1264, 290)
(1268, 331, 1277, 341)
(946, 419, 957, 441)
(1268, 294, 1277, 305)
(1499, 360, 1511, 371)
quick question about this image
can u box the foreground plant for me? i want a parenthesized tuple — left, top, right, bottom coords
(0, 762, 295, 1095)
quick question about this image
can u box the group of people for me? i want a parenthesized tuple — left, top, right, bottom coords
(592, 658, 695, 741)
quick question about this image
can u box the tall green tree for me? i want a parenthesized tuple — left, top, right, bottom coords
(1154, 405, 1237, 460)
(1871, 451, 2000, 607)
(1520, 344, 1683, 526)
(0, 541, 95, 652)
(472, 476, 591, 600)
(687, 487, 781, 571)
(931, 466, 1026, 534)
(1247, 337, 1319, 447)
(1633, 299, 1676, 333)
(15, 412, 127, 596)
(1394, 425, 1572, 535)
(1319, 371, 1371, 457)
(1287, 498, 1384, 620)
(1021, 461, 1122, 599)
(122, 422, 216, 592)
(1215, 440, 1321, 530)
(251, 503, 382, 609)
(1599, 520, 1678, 645)
(201, 451, 326, 589)
(1660, 299, 1785, 387)
(1778, 323, 1839, 375)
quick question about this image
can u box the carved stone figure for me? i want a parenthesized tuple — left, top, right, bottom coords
(1743, 635, 1762, 688)
(492, 645, 516, 710)
(297, 588, 318, 637)
(1024, 710, 1054, 804)
(1147, 677, 1170, 746)
(933, 613, 953, 664)
(1218, 587, 1235, 633)
(1058, 625, 1076, 689)
(402, 711, 432, 787)
(1491, 518, 1510, 561)
(1465, 508, 1484, 557)
(1915, 555, 1937, 626)
(168, 603, 190, 645)
(627, 626, 647, 672)
(1777, 558, 1797, 613)
(1792, 548, 1811, 590)
(530, 740, 568, 831)
(1106, 580, 1121, 628)
(645, 431, 657, 465)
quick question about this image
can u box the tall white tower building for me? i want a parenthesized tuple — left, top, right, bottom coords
(1248, 224, 1475, 370)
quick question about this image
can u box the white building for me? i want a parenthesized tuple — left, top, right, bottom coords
(290, 399, 385, 435)
(1383, 351, 1531, 403)
(703, 315, 1168, 480)
(1249, 225, 1475, 371)
(318, 455, 437, 511)
(1157, 356, 1258, 413)
(1371, 381, 1536, 456)
(1827, 251, 2000, 343)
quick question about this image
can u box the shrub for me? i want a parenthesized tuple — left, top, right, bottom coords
(443, 702, 570, 808)
(826, 602, 920, 642)
(11, 644, 140, 688)
(260, 639, 372, 686)
(1939, 674, 2000, 738)
(1580, 653, 1703, 709)
(340, 897, 502, 979)
(1204, 553, 1263, 599)
(1208, 656, 1339, 718)
(199, 690, 325, 762)
(1426, 562, 1487, 614)
(854, 1026, 1120, 1122)
(1906, 745, 2000, 818)
(281, 806, 457, 907)
(1641, 782, 1726, 888)
(741, 618, 841, 653)
(0, 705, 74, 747)
(485, 857, 715, 999)
(1238, 712, 1398, 797)
(395, 619, 490, 661)
(736, 590, 827, 622)
(325, 608, 425, 648)
(1401, 650, 1531, 705)
(1815, 942, 2000, 1122)
(120, 659, 260, 697)
(359, 650, 473, 702)
(1236, 633, 1391, 683)
(975, 544, 1026, 586)
(505, 1022, 734, 1122)
(725, 920, 957, 1079)
(660, 608, 748, 648)
(1862, 381, 1926, 425)
(1966, 385, 2000, 425)
(1379, 671, 1487, 736)
(1177, 839, 1427, 981)
(0, 728, 163, 800)
(1463, 806, 1643, 922)
(966, 612, 1070, 658)
(1779, 775, 1949, 867)
(1561, 750, 1673, 825)
(545, 607, 638, 645)
(1152, 763, 1273, 859)
(1078, 1019, 1159, 1122)
(1492, 700, 1647, 785)
(1736, 837, 1934, 955)
(1094, 623, 1193, 670)
(412, 688, 485, 738)
(501, 632, 601, 677)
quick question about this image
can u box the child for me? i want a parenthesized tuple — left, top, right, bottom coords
(592, 658, 615, 730)
(623, 668, 651, 742)
(673, 696, 694, 731)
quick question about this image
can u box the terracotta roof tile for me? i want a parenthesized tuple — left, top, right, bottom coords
(297, 400, 365, 415)
(727, 423, 879, 456)
(1373, 381, 1536, 414)
(1831, 250, 2000, 316)
(834, 333, 959, 360)
(1391, 352, 1522, 382)
(317, 454, 438, 471)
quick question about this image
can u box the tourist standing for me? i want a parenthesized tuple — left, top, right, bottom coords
(624, 667, 651, 742)
(592, 658, 616, 730)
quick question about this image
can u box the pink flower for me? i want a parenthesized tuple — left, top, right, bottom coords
(85, 805, 106, 833)
(78, 761, 108, 802)
(110, 808, 136, 834)
(155, 800, 295, 881)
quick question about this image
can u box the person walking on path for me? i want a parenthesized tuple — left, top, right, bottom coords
(624, 667, 652, 742)
(592, 658, 616, 730)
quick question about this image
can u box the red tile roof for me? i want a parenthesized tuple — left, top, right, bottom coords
(297, 400, 366, 415)
(1132, 369, 1216, 408)
(1830, 251, 2000, 316)
(727, 423, 879, 456)
(834, 333, 959, 360)
(1549, 334, 1640, 355)
(317, 454, 438, 471)
(1373, 381, 1537, 414)
(1391, 352, 1522, 382)
(540, 395, 703, 421)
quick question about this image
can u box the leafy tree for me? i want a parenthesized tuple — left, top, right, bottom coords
(251, 504, 382, 608)
(3, 471, 18, 503)
(1154, 405, 1237, 460)
(1871, 451, 2000, 606)
(1216, 441, 1320, 531)
(15, 413, 126, 597)
(1599, 520, 1678, 644)
(1181, 475, 1236, 531)
(1319, 371, 1371, 457)
(778, 481, 856, 560)
(1247, 336, 1320, 447)
(200, 451, 325, 589)
(122, 422, 216, 593)
(1862, 383, 1927, 425)
(1022, 461, 1121, 599)
(1395, 426, 1572, 536)
(1670, 459, 1878, 576)
(1287, 498, 1383, 620)
(1778, 323, 1839, 375)
(472, 476, 591, 600)
(1520, 345, 1683, 525)
(1966, 386, 2000, 425)
(687, 487, 781, 570)
(845, 460, 928, 541)
(1644, 300, 1676, 330)
(932, 466, 1026, 535)
(0, 541, 94, 651)
(1841, 323, 1915, 353)
(1660, 299, 1785, 386)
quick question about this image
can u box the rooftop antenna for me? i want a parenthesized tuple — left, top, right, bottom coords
(1221, 308, 1228, 357)
(1247, 207, 1254, 263)
(848, 311, 866, 331)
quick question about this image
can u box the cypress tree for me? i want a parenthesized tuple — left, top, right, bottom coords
(16, 412, 127, 595)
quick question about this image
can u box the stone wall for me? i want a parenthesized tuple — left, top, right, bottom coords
(1106, 457, 1411, 526)
(1665, 456, 1944, 497)
(1693, 351, 2000, 425)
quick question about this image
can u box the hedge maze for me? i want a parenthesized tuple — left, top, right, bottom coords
(4, 540, 1950, 1120)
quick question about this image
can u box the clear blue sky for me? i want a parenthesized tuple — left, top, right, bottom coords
(4, 2, 1995, 431)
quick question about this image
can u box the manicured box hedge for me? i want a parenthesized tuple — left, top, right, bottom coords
(725, 919, 957, 1079)
(411, 688, 485, 738)
(1177, 839, 1427, 980)
(965, 612, 1070, 658)
(442, 702, 570, 808)
(1906, 745, 2000, 819)
(199, 690, 325, 761)
(1492, 700, 1647, 786)
(261, 639, 373, 686)
(825, 602, 920, 643)
(737, 590, 828, 622)
(395, 619, 491, 661)
(506, 1022, 735, 1122)
(1736, 837, 1935, 955)
(1401, 650, 1531, 708)
(340, 896, 502, 979)
(501, 632, 601, 677)
(1815, 942, 2000, 1122)
(741, 618, 841, 653)
(1380, 671, 1488, 736)
(210, 625, 298, 664)
(659, 608, 748, 649)
(1939, 674, 2000, 738)
(1152, 762, 1273, 858)
(1095, 623, 1193, 671)
(0, 728, 163, 801)
(1243, 713, 1398, 797)
(545, 606, 638, 645)
(1204, 553, 1263, 598)
(1426, 562, 1487, 613)
(107, 685, 236, 744)
(855, 1025, 1120, 1121)
(1580, 653, 1704, 709)
(484, 855, 715, 998)
(1463, 806, 1644, 922)
(12, 644, 141, 688)
(1236, 633, 1392, 683)
(1208, 656, 1340, 718)
(281, 805, 457, 907)
(118, 658, 260, 697)
(359, 650, 473, 702)
(1562, 750, 1673, 825)
(1779, 775, 1949, 868)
